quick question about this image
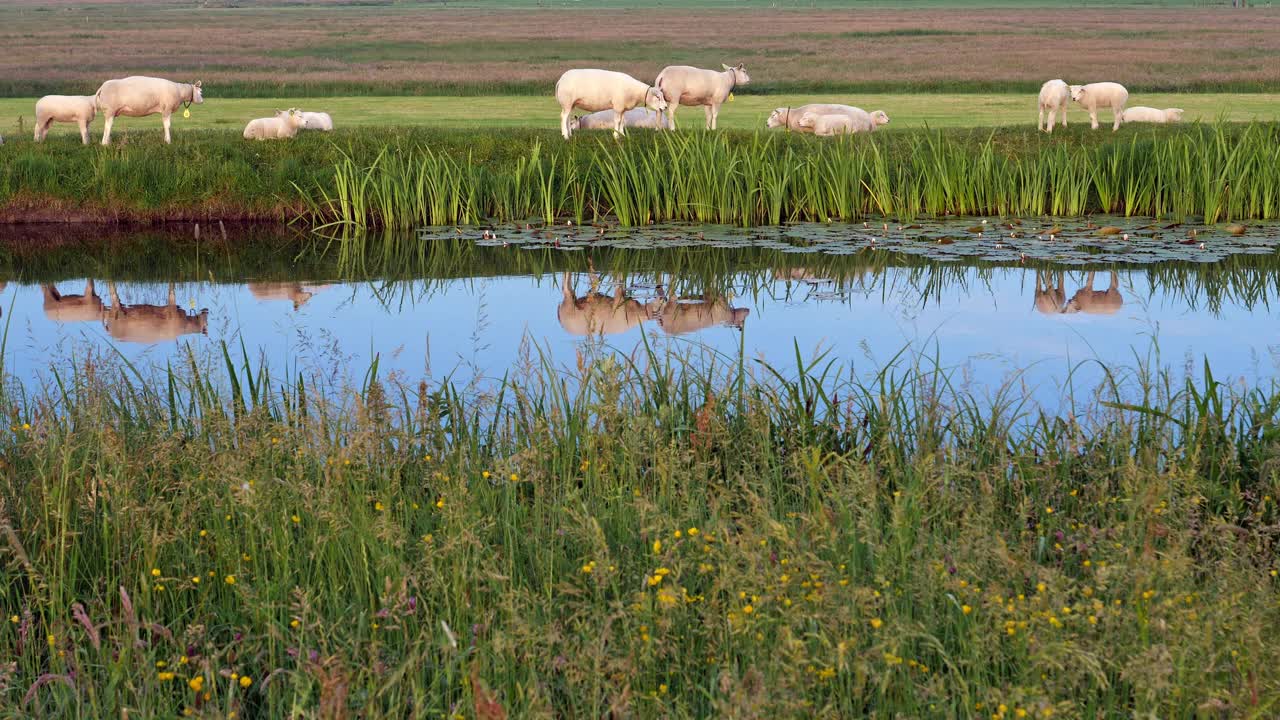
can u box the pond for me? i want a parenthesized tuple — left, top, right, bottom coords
(3, 219, 1278, 413)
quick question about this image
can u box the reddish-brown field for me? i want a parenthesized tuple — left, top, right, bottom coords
(1, 1, 1278, 95)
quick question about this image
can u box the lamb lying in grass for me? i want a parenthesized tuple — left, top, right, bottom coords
(243, 109, 305, 140)
(1120, 106, 1184, 124)
(34, 95, 97, 144)
(570, 108, 673, 132)
(300, 111, 333, 131)
(797, 109, 889, 136)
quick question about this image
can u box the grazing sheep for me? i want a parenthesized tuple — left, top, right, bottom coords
(34, 95, 97, 144)
(798, 110, 889, 136)
(654, 63, 750, 130)
(1033, 271, 1067, 314)
(558, 273, 653, 336)
(554, 69, 668, 140)
(95, 76, 203, 145)
(1120, 106, 1184, 124)
(1069, 82, 1128, 131)
(654, 297, 749, 335)
(570, 108, 673, 132)
(1037, 79, 1070, 133)
(1064, 272, 1123, 315)
(242, 109, 305, 140)
(765, 103, 870, 133)
(299, 111, 333, 131)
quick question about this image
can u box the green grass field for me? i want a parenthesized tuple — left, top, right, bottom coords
(3, 94, 1278, 140)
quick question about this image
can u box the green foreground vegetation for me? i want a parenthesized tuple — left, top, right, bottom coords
(1, 342, 1278, 718)
(2, 122, 1278, 224)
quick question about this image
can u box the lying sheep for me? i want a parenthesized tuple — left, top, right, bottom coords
(765, 103, 870, 133)
(798, 110, 889, 136)
(1120, 106, 1184, 124)
(34, 95, 98, 144)
(654, 63, 750, 130)
(300, 111, 333, 131)
(1069, 82, 1128, 131)
(555, 69, 668, 139)
(243, 109, 305, 140)
(570, 108, 673, 132)
(1037, 79, 1069, 133)
(95, 76, 203, 145)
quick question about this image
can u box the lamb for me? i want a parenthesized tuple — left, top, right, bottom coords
(554, 69, 668, 140)
(299, 111, 334, 131)
(798, 110, 889, 136)
(654, 63, 750, 130)
(34, 95, 97, 144)
(95, 76, 203, 145)
(243, 109, 306, 140)
(1120, 106, 1184, 124)
(1069, 82, 1128, 131)
(570, 108, 673, 132)
(1037, 79, 1069, 133)
(765, 104, 871, 133)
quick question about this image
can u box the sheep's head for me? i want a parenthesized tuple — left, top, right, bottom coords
(284, 108, 305, 127)
(646, 87, 668, 112)
(1069, 85, 1085, 102)
(797, 112, 818, 129)
(1166, 108, 1184, 122)
(870, 110, 890, 127)
(192, 80, 204, 104)
(568, 115, 582, 132)
(765, 108, 789, 129)
(723, 63, 750, 86)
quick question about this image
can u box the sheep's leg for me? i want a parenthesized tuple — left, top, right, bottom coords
(101, 114, 115, 145)
(560, 108, 572, 140)
(162, 112, 172, 144)
(1112, 105, 1123, 132)
(667, 101, 679, 131)
(613, 107, 626, 138)
(1089, 109, 1099, 130)
(1038, 107, 1044, 132)
(710, 104, 720, 131)
(703, 105, 714, 131)
(35, 118, 49, 142)
(78, 118, 90, 145)
(1060, 108, 1067, 128)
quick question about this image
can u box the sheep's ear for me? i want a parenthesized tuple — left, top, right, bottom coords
(194, 80, 202, 88)
(723, 64, 732, 71)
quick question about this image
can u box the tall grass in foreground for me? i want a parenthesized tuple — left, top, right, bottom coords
(1, 340, 1279, 718)
(301, 124, 1280, 229)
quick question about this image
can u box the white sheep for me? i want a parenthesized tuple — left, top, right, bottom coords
(1069, 82, 1128, 131)
(34, 95, 98, 144)
(570, 108, 673, 132)
(243, 109, 305, 140)
(299, 111, 333, 131)
(1037, 79, 1069, 133)
(1120, 106, 1184, 124)
(654, 63, 750, 130)
(95, 76, 203, 145)
(798, 110, 889, 136)
(765, 103, 870, 133)
(554, 69, 668, 140)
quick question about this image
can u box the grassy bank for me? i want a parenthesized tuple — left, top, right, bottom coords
(2, 124, 1279, 225)
(1, 344, 1278, 718)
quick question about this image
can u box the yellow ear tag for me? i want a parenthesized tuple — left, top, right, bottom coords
(728, 93, 735, 102)
(183, 108, 191, 119)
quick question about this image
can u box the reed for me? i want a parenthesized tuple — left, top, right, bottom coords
(2, 334, 1278, 718)
(300, 124, 1280, 230)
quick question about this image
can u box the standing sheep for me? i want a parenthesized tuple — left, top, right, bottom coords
(1120, 106, 1183, 124)
(570, 108, 673, 132)
(95, 76, 203, 145)
(654, 63, 750, 130)
(300, 111, 333, 131)
(555, 69, 668, 140)
(1069, 82, 1128, 131)
(1037, 79, 1069, 133)
(765, 104, 871, 133)
(34, 95, 97, 144)
(797, 110, 889, 136)
(243, 109, 305, 140)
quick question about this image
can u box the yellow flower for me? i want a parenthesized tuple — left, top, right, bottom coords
(291, 619, 300, 628)
(1036, 582, 1046, 593)
(239, 676, 252, 688)
(509, 473, 519, 482)
(482, 471, 491, 479)
(869, 618, 883, 629)
(673, 530, 682, 539)
(199, 529, 208, 537)
(961, 605, 972, 615)
(374, 501, 384, 512)
(421, 534, 433, 544)
(188, 676, 204, 692)
(151, 568, 161, 577)
(224, 574, 236, 585)
(652, 539, 662, 554)
(191, 577, 200, 584)
(435, 499, 445, 509)
(1045, 507, 1054, 514)
(158, 672, 175, 681)
(179, 655, 189, 665)
(425, 454, 432, 461)
(1015, 709, 1027, 718)
(291, 514, 301, 524)
(10, 615, 19, 623)
(241, 554, 250, 562)
(1088, 615, 1098, 625)
(46, 634, 56, 646)
(183, 708, 193, 717)
(687, 527, 699, 536)
(581, 562, 595, 574)
(742, 604, 754, 614)
(156, 661, 167, 668)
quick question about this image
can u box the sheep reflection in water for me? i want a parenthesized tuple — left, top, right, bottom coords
(1034, 271, 1123, 316)
(41, 279, 207, 343)
(556, 271, 749, 337)
(247, 282, 331, 311)
(42, 279, 106, 323)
